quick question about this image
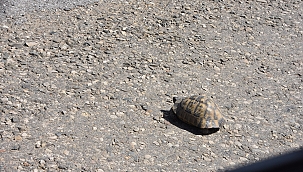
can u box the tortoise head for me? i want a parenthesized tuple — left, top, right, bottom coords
(172, 97, 183, 114)
(173, 97, 183, 104)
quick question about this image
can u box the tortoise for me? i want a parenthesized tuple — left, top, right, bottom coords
(172, 95, 225, 133)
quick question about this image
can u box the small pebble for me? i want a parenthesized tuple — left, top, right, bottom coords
(234, 124, 242, 130)
(39, 160, 46, 165)
(144, 155, 152, 159)
(141, 104, 148, 111)
(133, 127, 140, 132)
(11, 145, 20, 150)
(49, 135, 58, 140)
(21, 133, 28, 137)
(63, 150, 69, 155)
(130, 142, 137, 150)
(153, 141, 160, 146)
(81, 112, 90, 117)
(35, 141, 41, 148)
(110, 115, 118, 119)
(235, 141, 242, 147)
(25, 42, 38, 47)
(239, 157, 248, 161)
(203, 157, 212, 162)
(229, 162, 236, 165)
(214, 66, 221, 72)
(208, 140, 214, 144)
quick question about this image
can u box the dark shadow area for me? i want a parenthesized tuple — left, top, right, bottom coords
(225, 148, 303, 172)
(161, 109, 219, 135)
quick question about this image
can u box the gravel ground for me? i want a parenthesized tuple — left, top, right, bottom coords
(0, 0, 302, 171)
(0, 0, 99, 22)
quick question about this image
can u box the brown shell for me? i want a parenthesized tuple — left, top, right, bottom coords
(172, 95, 225, 129)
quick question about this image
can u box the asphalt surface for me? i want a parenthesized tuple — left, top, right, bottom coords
(0, 0, 99, 21)
(0, 0, 302, 171)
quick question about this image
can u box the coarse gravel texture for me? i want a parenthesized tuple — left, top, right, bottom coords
(0, 0, 303, 171)
(0, 0, 99, 22)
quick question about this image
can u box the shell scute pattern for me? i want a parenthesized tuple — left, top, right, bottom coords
(172, 95, 225, 129)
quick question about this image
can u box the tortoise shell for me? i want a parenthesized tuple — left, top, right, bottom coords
(172, 95, 225, 129)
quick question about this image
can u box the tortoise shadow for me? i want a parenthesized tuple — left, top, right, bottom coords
(161, 109, 219, 135)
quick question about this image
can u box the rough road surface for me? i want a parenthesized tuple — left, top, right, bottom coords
(0, 0, 99, 21)
(0, 0, 302, 171)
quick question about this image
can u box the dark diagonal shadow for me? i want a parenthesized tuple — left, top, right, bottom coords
(161, 109, 219, 135)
